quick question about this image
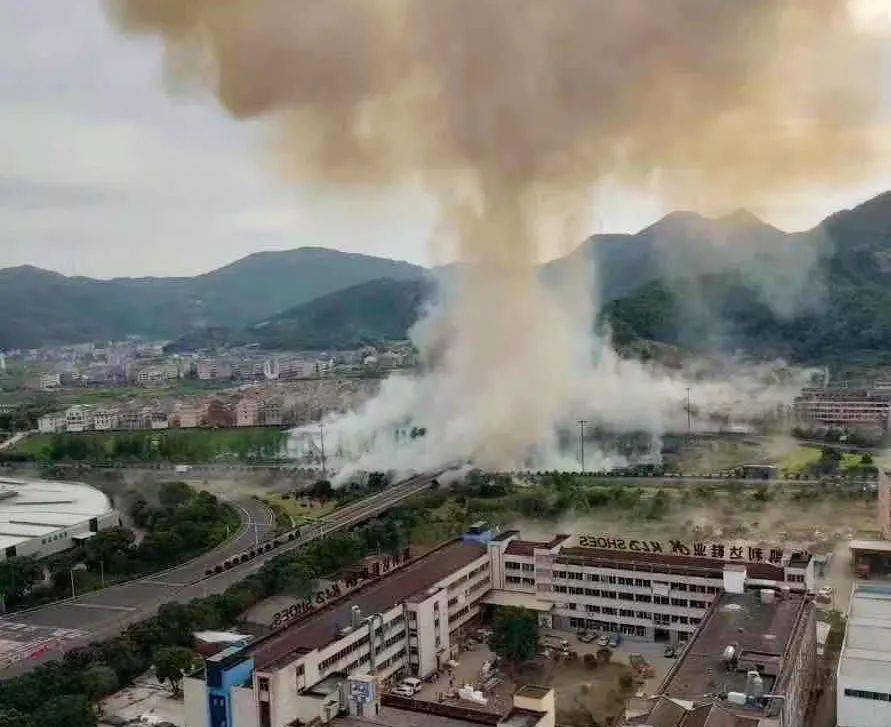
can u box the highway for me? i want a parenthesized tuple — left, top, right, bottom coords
(0, 472, 438, 678)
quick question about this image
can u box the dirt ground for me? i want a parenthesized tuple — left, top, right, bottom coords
(99, 674, 184, 726)
(415, 636, 634, 726)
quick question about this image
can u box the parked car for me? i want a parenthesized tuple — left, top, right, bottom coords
(542, 635, 570, 651)
(577, 630, 598, 644)
(663, 645, 677, 658)
(608, 634, 622, 648)
(597, 635, 610, 647)
(392, 685, 415, 698)
(399, 678, 422, 694)
(817, 585, 834, 602)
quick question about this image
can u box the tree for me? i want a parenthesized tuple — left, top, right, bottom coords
(153, 646, 197, 695)
(31, 695, 96, 727)
(82, 663, 119, 701)
(488, 607, 538, 664)
(596, 646, 612, 665)
(0, 556, 42, 605)
(0, 708, 34, 727)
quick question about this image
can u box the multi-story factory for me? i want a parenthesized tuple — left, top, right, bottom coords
(184, 525, 816, 727)
(794, 385, 891, 429)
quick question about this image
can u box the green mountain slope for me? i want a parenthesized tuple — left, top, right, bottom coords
(0, 248, 425, 348)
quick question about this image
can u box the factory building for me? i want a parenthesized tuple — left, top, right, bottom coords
(630, 585, 816, 726)
(837, 584, 891, 727)
(485, 532, 813, 646)
(184, 527, 815, 727)
(185, 533, 493, 727)
(0, 476, 119, 561)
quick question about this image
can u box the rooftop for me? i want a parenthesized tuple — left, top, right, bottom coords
(662, 589, 809, 703)
(504, 535, 569, 557)
(247, 539, 487, 670)
(631, 697, 760, 726)
(839, 584, 891, 685)
(849, 539, 891, 554)
(0, 477, 112, 551)
(556, 547, 787, 581)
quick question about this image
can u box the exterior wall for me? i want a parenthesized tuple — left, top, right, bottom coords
(184, 676, 210, 727)
(231, 687, 259, 727)
(838, 678, 891, 726)
(773, 599, 817, 727)
(880, 470, 891, 540)
(0, 507, 118, 563)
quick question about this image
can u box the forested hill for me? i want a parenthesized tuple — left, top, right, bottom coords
(0, 248, 424, 348)
(601, 192, 891, 364)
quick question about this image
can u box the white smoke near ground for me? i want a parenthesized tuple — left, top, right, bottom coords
(302, 286, 818, 482)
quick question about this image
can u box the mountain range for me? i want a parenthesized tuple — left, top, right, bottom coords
(3, 191, 891, 365)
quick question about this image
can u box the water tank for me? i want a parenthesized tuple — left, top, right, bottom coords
(751, 673, 764, 700)
(727, 691, 747, 705)
(722, 645, 737, 664)
(760, 589, 776, 604)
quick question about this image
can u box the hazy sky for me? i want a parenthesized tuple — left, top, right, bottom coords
(2, 1, 891, 279)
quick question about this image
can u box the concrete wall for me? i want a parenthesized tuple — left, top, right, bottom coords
(184, 676, 210, 727)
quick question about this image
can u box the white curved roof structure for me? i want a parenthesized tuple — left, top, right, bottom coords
(0, 476, 114, 555)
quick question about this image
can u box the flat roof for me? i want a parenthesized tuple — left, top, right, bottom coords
(248, 539, 487, 670)
(662, 589, 809, 703)
(557, 547, 787, 581)
(849, 539, 891, 553)
(480, 590, 554, 612)
(0, 477, 112, 548)
(839, 584, 891, 685)
(504, 535, 569, 557)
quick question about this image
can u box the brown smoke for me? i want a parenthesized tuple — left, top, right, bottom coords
(108, 0, 888, 468)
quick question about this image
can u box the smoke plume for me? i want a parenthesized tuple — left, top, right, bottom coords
(109, 1, 889, 473)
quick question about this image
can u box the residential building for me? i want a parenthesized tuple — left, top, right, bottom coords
(135, 362, 180, 387)
(266, 356, 322, 381)
(39, 372, 61, 390)
(259, 398, 283, 426)
(37, 412, 66, 433)
(184, 532, 494, 727)
(93, 408, 118, 431)
(171, 401, 207, 429)
(197, 359, 234, 381)
(837, 584, 891, 727)
(235, 397, 260, 427)
(65, 405, 94, 432)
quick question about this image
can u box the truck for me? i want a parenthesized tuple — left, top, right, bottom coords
(629, 653, 655, 678)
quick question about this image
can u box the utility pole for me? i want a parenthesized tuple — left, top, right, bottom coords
(100, 559, 105, 588)
(319, 420, 327, 481)
(577, 420, 588, 473)
(70, 569, 77, 600)
(686, 387, 692, 436)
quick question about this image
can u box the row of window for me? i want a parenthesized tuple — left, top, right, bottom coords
(449, 562, 489, 588)
(551, 570, 718, 594)
(567, 617, 647, 637)
(550, 585, 708, 610)
(506, 576, 536, 586)
(505, 560, 535, 571)
(318, 617, 404, 671)
(844, 688, 891, 701)
(577, 603, 700, 626)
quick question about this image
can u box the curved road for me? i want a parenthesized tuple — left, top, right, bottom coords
(0, 473, 437, 677)
(0, 496, 275, 674)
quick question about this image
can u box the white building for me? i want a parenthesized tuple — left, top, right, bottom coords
(185, 534, 493, 727)
(837, 584, 891, 727)
(93, 408, 118, 431)
(135, 363, 180, 387)
(37, 412, 66, 433)
(65, 405, 94, 433)
(0, 476, 118, 561)
(39, 372, 62, 390)
(197, 359, 234, 381)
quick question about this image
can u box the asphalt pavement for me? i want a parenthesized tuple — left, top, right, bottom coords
(0, 473, 437, 678)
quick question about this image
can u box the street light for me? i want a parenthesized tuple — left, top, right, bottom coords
(577, 420, 588, 473)
(70, 563, 87, 600)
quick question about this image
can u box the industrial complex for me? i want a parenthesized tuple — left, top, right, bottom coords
(183, 519, 819, 727)
(0, 476, 118, 561)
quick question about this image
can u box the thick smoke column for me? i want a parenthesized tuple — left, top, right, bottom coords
(110, 0, 888, 471)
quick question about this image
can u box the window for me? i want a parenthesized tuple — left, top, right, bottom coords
(586, 604, 601, 613)
(635, 611, 650, 620)
(844, 689, 891, 701)
(635, 594, 652, 603)
(587, 573, 600, 582)
(601, 607, 617, 615)
(619, 609, 635, 618)
(670, 598, 688, 608)
(619, 592, 635, 601)
(634, 579, 651, 587)
(672, 582, 688, 591)
(653, 596, 669, 605)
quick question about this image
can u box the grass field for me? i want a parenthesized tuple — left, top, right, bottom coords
(779, 446, 822, 475)
(11, 426, 288, 462)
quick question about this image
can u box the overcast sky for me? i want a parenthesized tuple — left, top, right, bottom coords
(2, 1, 891, 279)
